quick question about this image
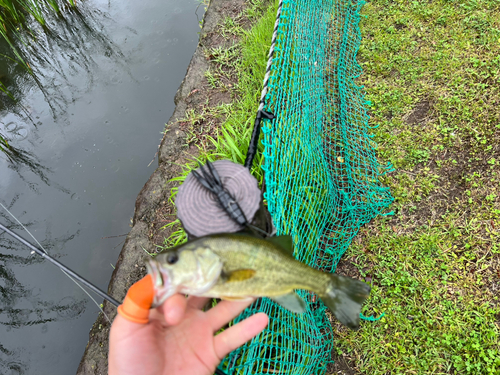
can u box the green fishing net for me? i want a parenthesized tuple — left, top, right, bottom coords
(218, 0, 393, 373)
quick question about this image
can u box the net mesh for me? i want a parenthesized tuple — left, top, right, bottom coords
(219, 0, 393, 373)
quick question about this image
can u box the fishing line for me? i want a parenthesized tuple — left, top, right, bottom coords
(0, 203, 120, 320)
(0, 221, 121, 308)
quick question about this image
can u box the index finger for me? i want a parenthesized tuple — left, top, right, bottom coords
(186, 295, 211, 310)
(213, 312, 268, 360)
(206, 298, 256, 332)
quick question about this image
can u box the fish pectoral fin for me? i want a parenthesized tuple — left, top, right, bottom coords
(220, 296, 254, 301)
(225, 269, 256, 282)
(267, 235, 294, 255)
(270, 292, 306, 313)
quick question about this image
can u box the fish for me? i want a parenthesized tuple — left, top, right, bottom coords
(146, 232, 371, 330)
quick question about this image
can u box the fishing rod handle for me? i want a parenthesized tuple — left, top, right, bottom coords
(117, 274, 154, 324)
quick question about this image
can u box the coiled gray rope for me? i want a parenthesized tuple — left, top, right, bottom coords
(176, 160, 262, 237)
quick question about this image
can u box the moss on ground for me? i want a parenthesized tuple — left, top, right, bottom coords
(332, 1, 500, 374)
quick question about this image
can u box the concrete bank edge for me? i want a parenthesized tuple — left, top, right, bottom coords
(75, 0, 239, 373)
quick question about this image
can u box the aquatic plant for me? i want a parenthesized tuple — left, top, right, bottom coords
(0, 132, 10, 152)
(0, 0, 76, 73)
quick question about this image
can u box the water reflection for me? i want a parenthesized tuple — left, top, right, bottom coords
(0, 343, 28, 375)
(0, 0, 132, 179)
(0, 202, 86, 328)
(1, 2, 131, 116)
(1, 145, 53, 191)
(23, 7, 131, 119)
(0, 0, 132, 346)
(0, 204, 87, 374)
(1, 0, 202, 372)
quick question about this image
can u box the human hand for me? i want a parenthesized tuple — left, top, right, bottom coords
(109, 294, 268, 375)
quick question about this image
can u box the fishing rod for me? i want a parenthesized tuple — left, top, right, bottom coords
(1, 162, 260, 375)
(0, 222, 121, 307)
(0, 221, 230, 375)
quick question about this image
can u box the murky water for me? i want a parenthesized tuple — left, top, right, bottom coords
(0, 0, 202, 373)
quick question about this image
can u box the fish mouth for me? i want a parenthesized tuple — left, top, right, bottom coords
(146, 260, 175, 308)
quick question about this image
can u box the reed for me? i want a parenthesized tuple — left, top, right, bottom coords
(0, 133, 10, 152)
(0, 0, 76, 73)
(161, 0, 275, 247)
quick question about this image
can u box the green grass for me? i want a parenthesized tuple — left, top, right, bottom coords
(0, 133, 10, 152)
(162, 0, 500, 374)
(0, 0, 75, 73)
(162, 6, 331, 373)
(331, 0, 500, 374)
(161, 0, 276, 247)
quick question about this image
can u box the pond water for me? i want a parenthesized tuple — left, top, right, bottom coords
(0, 0, 202, 373)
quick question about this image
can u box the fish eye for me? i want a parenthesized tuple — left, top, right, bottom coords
(166, 252, 178, 265)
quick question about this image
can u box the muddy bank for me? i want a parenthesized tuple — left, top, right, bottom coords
(76, 0, 265, 373)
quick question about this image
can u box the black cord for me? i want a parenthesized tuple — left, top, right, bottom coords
(244, 109, 275, 169)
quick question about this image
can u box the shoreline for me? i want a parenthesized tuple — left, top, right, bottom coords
(76, 0, 265, 373)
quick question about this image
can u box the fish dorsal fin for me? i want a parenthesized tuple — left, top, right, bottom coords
(225, 269, 256, 282)
(270, 292, 306, 313)
(267, 235, 294, 255)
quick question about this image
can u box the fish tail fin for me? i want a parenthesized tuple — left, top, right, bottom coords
(320, 274, 371, 330)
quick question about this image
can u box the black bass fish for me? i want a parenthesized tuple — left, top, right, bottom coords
(146, 233, 370, 329)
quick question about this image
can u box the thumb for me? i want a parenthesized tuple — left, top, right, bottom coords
(154, 294, 188, 325)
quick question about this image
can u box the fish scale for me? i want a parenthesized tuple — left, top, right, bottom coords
(198, 234, 330, 297)
(148, 232, 371, 330)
